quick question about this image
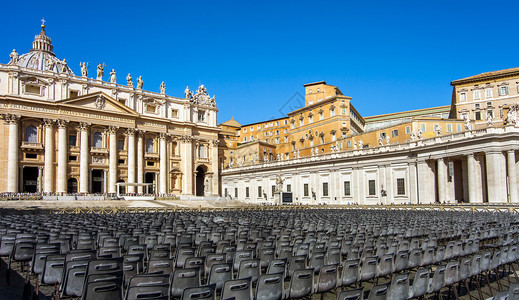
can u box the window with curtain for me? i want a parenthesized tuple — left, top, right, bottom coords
(93, 132, 102, 148)
(25, 126, 37, 143)
(146, 138, 154, 153)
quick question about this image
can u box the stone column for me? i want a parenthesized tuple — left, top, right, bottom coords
(437, 158, 446, 203)
(211, 139, 219, 196)
(43, 119, 54, 193)
(159, 133, 168, 195)
(79, 122, 90, 193)
(467, 154, 478, 203)
(6, 114, 20, 193)
(507, 150, 518, 203)
(181, 135, 193, 195)
(409, 161, 418, 204)
(108, 126, 118, 194)
(486, 151, 506, 203)
(127, 128, 136, 194)
(137, 131, 144, 194)
(56, 120, 69, 194)
(37, 166, 43, 193)
(103, 169, 108, 193)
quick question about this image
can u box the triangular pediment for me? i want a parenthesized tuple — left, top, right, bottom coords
(57, 91, 139, 116)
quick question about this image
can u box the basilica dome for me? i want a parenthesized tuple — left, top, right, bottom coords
(9, 23, 74, 75)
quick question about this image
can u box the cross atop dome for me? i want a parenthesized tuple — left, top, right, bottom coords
(32, 20, 53, 54)
(41, 18, 46, 28)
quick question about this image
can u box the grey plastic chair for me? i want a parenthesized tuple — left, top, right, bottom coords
(393, 250, 409, 273)
(208, 263, 233, 292)
(237, 259, 260, 283)
(408, 248, 422, 269)
(41, 254, 65, 285)
(376, 253, 394, 278)
(181, 284, 216, 300)
(285, 268, 314, 299)
(147, 258, 174, 274)
(408, 268, 429, 299)
(314, 264, 338, 295)
(367, 283, 389, 300)
(266, 258, 286, 276)
(337, 287, 364, 300)
(340, 258, 360, 287)
(221, 277, 253, 300)
(125, 284, 169, 300)
(288, 255, 307, 278)
(171, 268, 201, 298)
(387, 272, 409, 300)
(255, 272, 283, 300)
(427, 264, 446, 296)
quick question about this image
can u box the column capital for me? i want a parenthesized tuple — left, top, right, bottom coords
(159, 132, 168, 140)
(43, 118, 55, 127)
(211, 139, 220, 147)
(136, 129, 146, 137)
(107, 125, 119, 134)
(180, 135, 193, 143)
(507, 149, 516, 154)
(56, 119, 69, 128)
(78, 121, 90, 131)
(2, 113, 20, 124)
(127, 128, 136, 136)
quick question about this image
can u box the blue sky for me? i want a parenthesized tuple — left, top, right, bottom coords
(2, 0, 518, 125)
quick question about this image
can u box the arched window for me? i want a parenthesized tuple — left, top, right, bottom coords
(198, 145, 205, 158)
(25, 125, 37, 143)
(146, 138, 154, 153)
(93, 132, 103, 148)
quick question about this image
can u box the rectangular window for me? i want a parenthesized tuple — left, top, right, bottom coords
(304, 183, 309, 197)
(319, 113, 323, 120)
(323, 182, 329, 196)
(380, 132, 386, 139)
(171, 109, 178, 118)
(286, 184, 291, 192)
(475, 111, 481, 120)
(397, 178, 406, 195)
(146, 161, 154, 166)
(459, 92, 467, 102)
(420, 124, 426, 132)
(118, 140, 124, 150)
(258, 186, 262, 197)
(26, 153, 37, 159)
(243, 128, 247, 133)
(405, 126, 411, 134)
(485, 88, 493, 98)
(271, 185, 275, 197)
(198, 111, 205, 122)
(284, 136, 288, 143)
(344, 181, 351, 196)
(275, 121, 279, 126)
(473, 90, 481, 100)
(346, 141, 351, 148)
(487, 110, 493, 118)
(331, 109, 335, 117)
(446, 124, 452, 133)
(146, 105, 156, 113)
(69, 135, 77, 147)
(224, 188, 228, 197)
(457, 124, 462, 132)
(68, 155, 77, 161)
(309, 116, 313, 123)
(70, 90, 79, 98)
(245, 187, 249, 198)
(368, 180, 376, 196)
(118, 159, 125, 165)
(235, 188, 238, 198)
(499, 86, 509, 96)
(392, 129, 398, 137)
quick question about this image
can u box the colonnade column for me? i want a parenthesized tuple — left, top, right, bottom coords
(211, 139, 219, 196)
(159, 133, 167, 195)
(56, 120, 69, 194)
(181, 135, 193, 195)
(6, 114, 20, 193)
(507, 150, 518, 203)
(137, 130, 144, 194)
(43, 119, 54, 193)
(108, 126, 118, 194)
(467, 154, 477, 203)
(127, 129, 136, 193)
(437, 158, 446, 203)
(79, 122, 90, 193)
(486, 151, 506, 203)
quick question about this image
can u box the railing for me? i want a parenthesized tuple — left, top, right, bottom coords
(0, 203, 515, 214)
(21, 141, 44, 150)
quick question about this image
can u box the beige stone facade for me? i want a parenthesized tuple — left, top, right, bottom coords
(0, 25, 220, 196)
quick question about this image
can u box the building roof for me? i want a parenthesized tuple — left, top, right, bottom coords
(364, 105, 451, 123)
(451, 66, 519, 85)
(218, 116, 242, 128)
(303, 81, 327, 87)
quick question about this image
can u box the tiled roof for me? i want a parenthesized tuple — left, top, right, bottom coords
(451, 67, 519, 85)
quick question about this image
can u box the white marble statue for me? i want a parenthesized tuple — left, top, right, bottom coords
(297, 150, 300, 158)
(137, 76, 143, 89)
(60, 59, 68, 73)
(9, 49, 19, 65)
(109, 69, 117, 83)
(358, 139, 364, 148)
(97, 63, 105, 80)
(311, 148, 315, 156)
(353, 142, 357, 149)
(435, 124, 442, 136)
(185, 86, 191, 99)
(506, 105, 517, 125)
(160, 81, 166, 94)
(417, 130, 423, 139)
(464, 117, 473, 130)
(410, 132, 416, 141)
(487, 113, 493, 127)
(386, 135, 390, 145)
(80, 62, 88, 77)
(275, 175, 284, 193)
(378, 137, 383, 146)
(126, 73, 133, 87)
(45, 58, 54, 71)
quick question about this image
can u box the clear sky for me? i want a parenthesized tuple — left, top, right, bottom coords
(2, 0, 518, 125)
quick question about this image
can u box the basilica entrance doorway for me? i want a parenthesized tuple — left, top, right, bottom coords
(91, 170, 104, 194)
(22, 166, 38, 193)
(195, 166, 206, 196)
(145, 172, 156, 194)
(67, 178, 78, 194)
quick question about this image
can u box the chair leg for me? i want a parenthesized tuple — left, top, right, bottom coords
(485, 272, 493, 296)
(453, 283, 460, 300)
(475, 275, 484, 300)
(511, 263, 519, 282)
(493, 269, 502, 290)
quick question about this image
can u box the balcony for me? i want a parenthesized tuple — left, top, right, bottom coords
(145, 152, 160, 159)
(21, 142, 43, 150)
(90, 147, 108, 154)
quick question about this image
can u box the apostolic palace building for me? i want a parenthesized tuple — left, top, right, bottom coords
(0, 24, 220, 197)
(1, 23, 519, 205)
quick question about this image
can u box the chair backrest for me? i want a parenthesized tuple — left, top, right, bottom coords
(221, 277, 253, 300)
(41, 254, 65, 285)
(470, 254, 482, 277)
(444, 260, 459, 286)
(387, 272, 409, 300)
(259, 247, 275, 268)
(367, 283, 389, 300)
(308, 252, 325, 273)
(12, 241, 35, 262)
(255, 272, 283, 300)
(181, 284, 216, 300)
(287, 268, 314, 299)
(314, 264, 338, 294)
(82, 278, 123, 300)
(337, 287, 364, 300)
(61, 263, 88, 298)
(360, 256, 377, 281)
(428, 264, 446, 294)
(175, 247, 196, 268)
(421, 247, 435, 266)
(266, 259, 286, 276)
(480, 251, 491, 272)
(237, 259, 260, 283)
(185, 256, 205, 270)
(208, 263, 233, 292)
(233, 250, 254, 271)
(458, 256, 471, 281)
(408, 268, 429, 299)
(340, 258, 360, 287)
(509, 282, 519, 300)
(325, 247, 341, 265)
(149, 250, 170, 261)
(288, 255, 307, 278)
(394, 250, 409, 273)
(171, 267, 202, 297)
(125, 284, 169, 300)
